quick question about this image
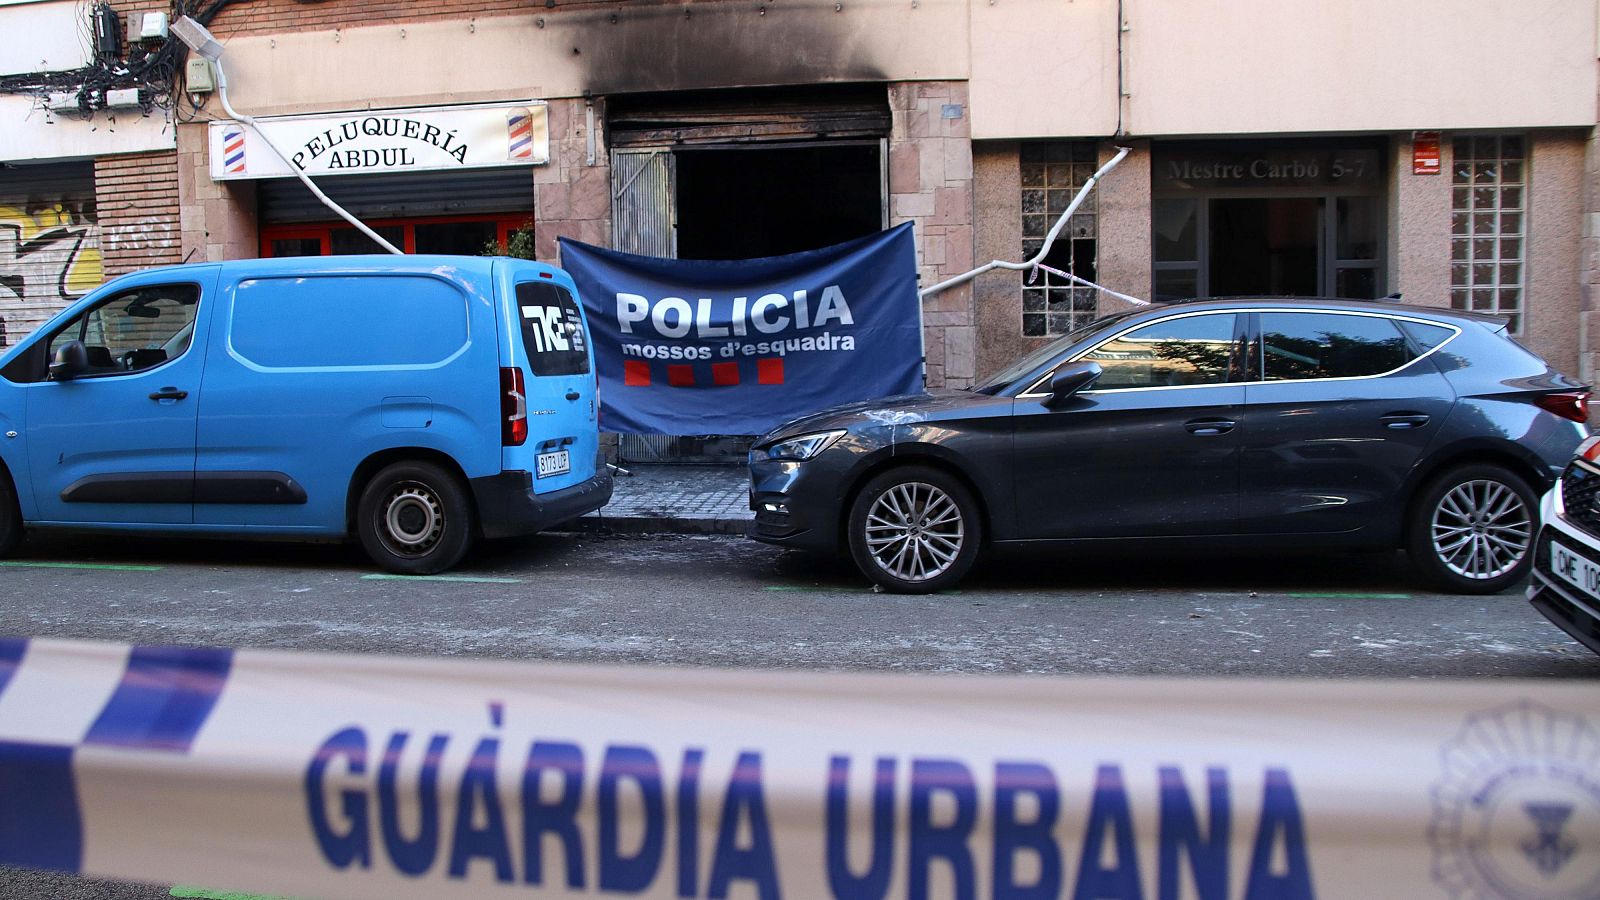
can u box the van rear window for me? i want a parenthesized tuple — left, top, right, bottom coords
(516, 282, 589, 376)
(231, 276, 469, 368)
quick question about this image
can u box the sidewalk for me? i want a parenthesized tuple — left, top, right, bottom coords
(571, 464, 753, 535)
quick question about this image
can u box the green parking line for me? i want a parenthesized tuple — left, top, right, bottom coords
(361, 573, 523, 584)
(0, 561, 162, 572)
(763, 585, 962, 595)
(171, 888, 291, 900)
(1286, 592, 1411, 599)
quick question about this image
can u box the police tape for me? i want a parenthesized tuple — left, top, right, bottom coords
(0, 637, 1596, 899)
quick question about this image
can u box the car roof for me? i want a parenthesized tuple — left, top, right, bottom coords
(1155, 295, 1508, 327)
(102, 254, 565, 283)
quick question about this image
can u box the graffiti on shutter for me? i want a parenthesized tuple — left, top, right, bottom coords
(0, 200, 102, 348)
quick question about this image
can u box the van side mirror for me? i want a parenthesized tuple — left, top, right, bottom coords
(49, 340, 88, 381)
(1046, 360, 1102, 406)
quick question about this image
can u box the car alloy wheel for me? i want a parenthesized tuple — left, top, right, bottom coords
(848, 465, 982, 594)
(1406, 463, 1537, 594)
(1429, 478, 1531, 581)
(864, 481, 966, 583)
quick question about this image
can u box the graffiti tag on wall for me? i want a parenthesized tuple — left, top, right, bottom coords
(0, 201, 103, 348)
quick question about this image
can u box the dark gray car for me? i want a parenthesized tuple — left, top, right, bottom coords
(748, 298, 1589, 593)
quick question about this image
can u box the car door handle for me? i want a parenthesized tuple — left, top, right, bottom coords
(1184, 418, 1235, 436)
(1380, 413, 1430, 429)
(148, 387, 188, 401)
(565, 390, 581, 401)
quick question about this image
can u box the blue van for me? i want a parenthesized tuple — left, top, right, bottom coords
(0, 255, 611, 573)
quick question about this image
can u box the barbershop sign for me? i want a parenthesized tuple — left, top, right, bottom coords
(208, 101, 548, 180)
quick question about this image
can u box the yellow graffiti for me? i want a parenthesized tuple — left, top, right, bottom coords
(0, 202, 103, 295)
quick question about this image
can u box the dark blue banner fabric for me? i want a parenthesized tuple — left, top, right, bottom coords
(559, 224, 923, 435)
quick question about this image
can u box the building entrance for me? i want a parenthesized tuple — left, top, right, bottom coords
(1153, 139, 1385, 302)
(1208, 197, 1320, 296)
(607, 85, 891, 463)
(675, 143, 882, 260)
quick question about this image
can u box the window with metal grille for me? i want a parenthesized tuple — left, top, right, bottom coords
(1451, 135, 1525, 332)
(1021, 142, 1099, 337)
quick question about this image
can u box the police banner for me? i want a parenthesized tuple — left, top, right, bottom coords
(1, 637, 1598, 899)
(559, 225, 923, 435)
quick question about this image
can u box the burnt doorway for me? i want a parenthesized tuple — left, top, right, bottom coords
(608, 85, 892, 463)
(675, 143, 884, 260)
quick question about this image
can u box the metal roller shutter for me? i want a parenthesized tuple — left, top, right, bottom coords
(257, 166, 535, 225)
(0, 160, 99, 347)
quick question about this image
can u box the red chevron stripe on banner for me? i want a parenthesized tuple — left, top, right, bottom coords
(618, 359, 787, 388)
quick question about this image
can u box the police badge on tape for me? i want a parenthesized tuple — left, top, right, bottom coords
(1429, 700, 1600, 899)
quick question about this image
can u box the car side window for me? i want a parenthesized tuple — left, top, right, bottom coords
(1259, 312, 1412, 381)
(1399, 319, 1456, 353)
(46, 284, 200, 380)
(1075, 313, 1238, 390)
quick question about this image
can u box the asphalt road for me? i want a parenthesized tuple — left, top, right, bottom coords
(0, 529, 1595, 898)
(1, 528, 1595, 678)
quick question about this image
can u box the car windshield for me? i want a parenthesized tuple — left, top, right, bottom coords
(970, 310, 1140, 394)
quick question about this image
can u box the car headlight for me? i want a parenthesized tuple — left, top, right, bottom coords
(760, 430, 845, 461)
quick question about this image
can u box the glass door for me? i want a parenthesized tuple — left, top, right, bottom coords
(1152, 194, 1383, 300)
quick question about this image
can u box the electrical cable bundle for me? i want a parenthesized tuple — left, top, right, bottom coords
(0, 0, 244, 119)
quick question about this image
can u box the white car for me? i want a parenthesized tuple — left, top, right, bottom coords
(1529, 435, 1600, 654)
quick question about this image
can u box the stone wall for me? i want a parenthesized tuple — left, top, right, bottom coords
(890, 81, 974, 389)
(176, 124, 258, 266)
(1526, 132, 1586, 379)
(534, 98, 610, 264)
(1580, 122, 1600, 385)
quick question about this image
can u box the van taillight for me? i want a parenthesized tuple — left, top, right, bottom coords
(1536, 391, 1589, 424)
(500, 367, 527, 446)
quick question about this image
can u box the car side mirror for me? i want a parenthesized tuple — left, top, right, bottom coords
(48, 340, 88, 381)
(1046, 360, 1102, 406)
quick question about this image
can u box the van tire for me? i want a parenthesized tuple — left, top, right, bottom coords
(357, 461, 475, 575)
(0, 472, 20, 558)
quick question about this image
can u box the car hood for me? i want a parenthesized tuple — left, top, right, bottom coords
(759, 389, 989, 443)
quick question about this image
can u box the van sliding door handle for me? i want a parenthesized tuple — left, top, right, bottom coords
(565, 390, 581, 401)
(148, 388, 188, 401)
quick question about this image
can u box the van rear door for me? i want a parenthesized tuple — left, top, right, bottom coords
(506, 274, 599, 493)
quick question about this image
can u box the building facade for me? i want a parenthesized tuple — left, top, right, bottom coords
(2, 0, 1596, 392)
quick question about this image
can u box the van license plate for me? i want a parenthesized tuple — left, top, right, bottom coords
(536, 450, 570, 479)
(1551, 540, 1600, 600)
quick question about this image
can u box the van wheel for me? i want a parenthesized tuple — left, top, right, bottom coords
(357, 461, 474, 575)
(1405, 463, 1537, 594)
(0, 473, 21, 558)
(847, 465, 981, 594)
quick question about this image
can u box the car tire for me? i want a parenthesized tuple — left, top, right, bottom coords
(847, 465, 982, 594)
(1406, 463, 1538, 594)
(357, 461, 475, 575)
(0, 472, 21, 558)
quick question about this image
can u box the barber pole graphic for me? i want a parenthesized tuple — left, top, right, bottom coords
(221, 127, 246, 175)
(507, 108, 534, 160)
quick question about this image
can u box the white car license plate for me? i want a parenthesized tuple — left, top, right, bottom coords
(536, 449, 570, 479)
(1550, 540, 1600, 600)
